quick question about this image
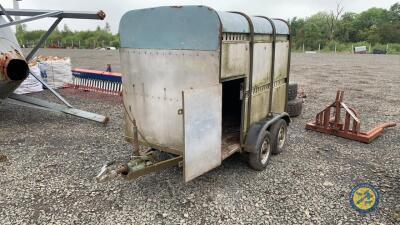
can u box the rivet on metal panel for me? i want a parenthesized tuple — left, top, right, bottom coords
(178, 109, 183, 115)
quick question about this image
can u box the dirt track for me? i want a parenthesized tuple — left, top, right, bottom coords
(0, 49, 399, 224)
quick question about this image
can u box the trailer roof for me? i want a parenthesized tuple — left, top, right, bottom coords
(119, 5, 289, 50)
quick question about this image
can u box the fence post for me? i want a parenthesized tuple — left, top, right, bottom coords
(334, 44, 337, 53)
(302, 43, 305, 52)
(318, 43, 321, 52)
(386, 44, 389, 53)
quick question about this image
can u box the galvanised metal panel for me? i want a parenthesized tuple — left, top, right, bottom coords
(220, 42, 250, 79)
(272, 19, 289, 35)
(251, 16, 273, 34)
(183, 84, 222, 182)
(121, 48, 220, 153)
(274, 40, 289, 81)
(271, 82, 287, 113)
(271, 39, 289, 113)
(119, 6, 221, 51)
(249, 42, 273, 124)
(217, 11, 250, 33)
(250, 88, 270, 123)
(252, 43, 273, 85)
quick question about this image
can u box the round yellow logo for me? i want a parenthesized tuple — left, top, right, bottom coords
(349, 183, 380, 214)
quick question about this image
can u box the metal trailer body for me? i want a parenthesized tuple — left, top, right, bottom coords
(119, 6, 291, 182)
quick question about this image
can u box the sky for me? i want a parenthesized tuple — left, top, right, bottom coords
(1, 0, 399, 33)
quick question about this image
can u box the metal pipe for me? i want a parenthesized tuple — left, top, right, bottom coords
(0, 49, 29, 81)
(0, 11, 62, 28)
(0, 9, 106, 20)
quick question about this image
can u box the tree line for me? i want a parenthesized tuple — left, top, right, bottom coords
(16, 22, 119, 49)
(290, 2, 400, 53)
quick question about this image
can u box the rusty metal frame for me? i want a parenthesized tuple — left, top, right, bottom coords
(306, 90, 396, 143)
(123, 156, 183, 180)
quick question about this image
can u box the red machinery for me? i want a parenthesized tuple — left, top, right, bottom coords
(306, 90, 396, 143)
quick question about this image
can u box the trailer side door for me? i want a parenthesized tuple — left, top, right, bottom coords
(183, 84, 222, 182)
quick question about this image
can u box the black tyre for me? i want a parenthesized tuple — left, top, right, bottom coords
(248, 130, 272, 171)
(270, 119, 288, 155)
(287, 98, 303, 117)
(287, 83, 298, 101)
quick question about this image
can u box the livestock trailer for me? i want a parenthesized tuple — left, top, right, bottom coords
(104, 6, 291, 182)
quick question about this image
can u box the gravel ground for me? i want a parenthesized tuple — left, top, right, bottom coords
(0, 50, 399, 224)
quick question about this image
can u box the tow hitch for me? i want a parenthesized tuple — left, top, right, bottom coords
(96, 151, 183, 182)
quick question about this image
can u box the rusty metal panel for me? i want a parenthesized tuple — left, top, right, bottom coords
(183, 84, 222, 182)
(120, 48, 220, 154)
(274, 40, 289, 81)
(221, 42, 250, 79)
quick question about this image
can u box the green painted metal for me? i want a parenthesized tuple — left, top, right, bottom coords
(119, 6, 221, 51)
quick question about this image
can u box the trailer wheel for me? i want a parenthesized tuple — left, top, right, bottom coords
(248, 130, 272, 171)
(288, 83, 298, 101)
(270, 119, 288, 154)
(287, 98, 303, 117)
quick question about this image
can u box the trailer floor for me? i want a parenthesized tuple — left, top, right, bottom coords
(0, 50, 399, 224)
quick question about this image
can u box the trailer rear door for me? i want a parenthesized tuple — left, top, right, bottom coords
(183, 84, 222, 182)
